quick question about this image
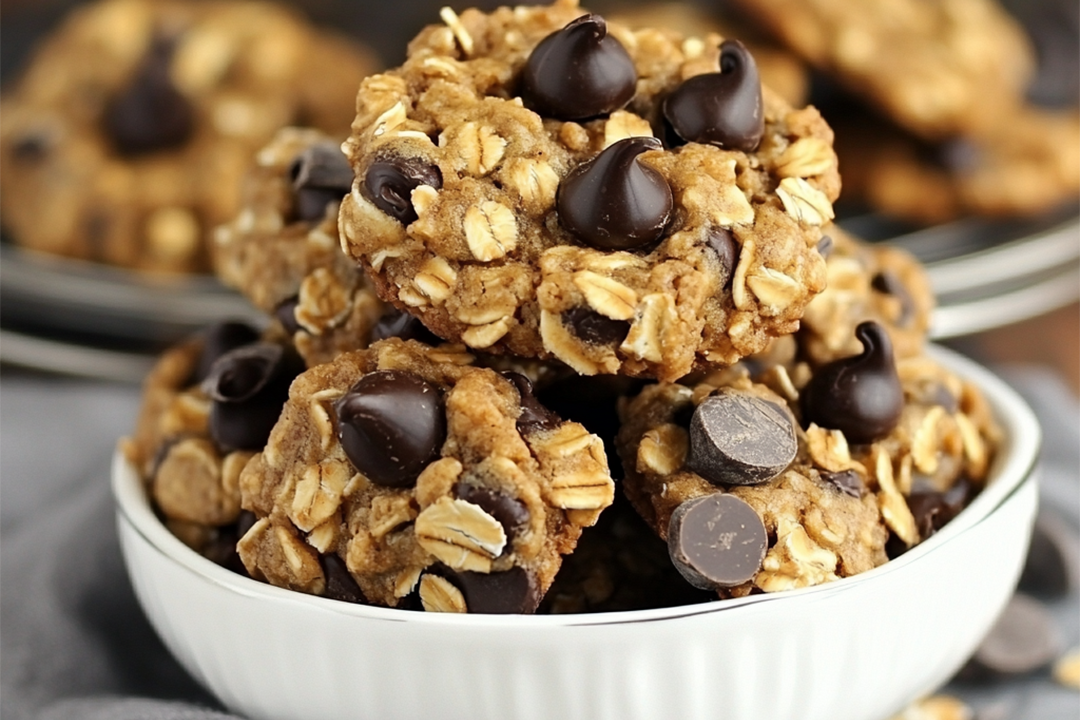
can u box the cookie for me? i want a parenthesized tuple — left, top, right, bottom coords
(0, 0, 377, 273)
(798, 224, 934, 364)
(236, 338, 616, 612)
(607, 2, 809, 107)
(212, 126, 386, 367)
(729, 0, 1035, 141)
(339, 0, 839, 382)
(120, 321, 304, 569)
(616, 320, 1000, 596)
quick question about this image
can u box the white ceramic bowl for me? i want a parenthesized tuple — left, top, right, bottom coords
(114, 346, 1040, 720)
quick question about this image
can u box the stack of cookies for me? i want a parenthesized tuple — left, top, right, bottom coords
(121, 0, 1001, 615)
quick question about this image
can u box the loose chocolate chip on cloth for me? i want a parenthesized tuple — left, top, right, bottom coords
(0, 365, 1077, 717)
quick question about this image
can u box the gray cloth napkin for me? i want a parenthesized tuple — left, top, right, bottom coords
(1, 368, 1078, 720)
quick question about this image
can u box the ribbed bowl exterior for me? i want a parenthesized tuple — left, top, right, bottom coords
(114, 346, 1040, 720)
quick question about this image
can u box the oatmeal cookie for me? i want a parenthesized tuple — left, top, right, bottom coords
(729, 0, 1035, 141)
(236, 338, 616, 612)
(212, 127, 387, 367)
(339, 0, 838, 381)
(0, 0, 377, 273)
(120, 321, 304, 569)
(616, 320, 999, 596)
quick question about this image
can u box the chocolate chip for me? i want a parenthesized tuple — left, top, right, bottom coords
(820, 469, 865, 498)
(964, 594, 1060, 678)
(871, 270, 915, 327)
(453, 481, 530, 544)
(289, 142, 354, 222)
(193, 321, 261, 384)
(816, 234, 834, 258)
(686, 388, 797, 486)
(706, 227, 738, 288)
(333, 370, 445, 488)
(428, 565, 540, 614)
(557, 136, 673, 251)
(801, 321, 904, 444)
(104, 36, 194, 156)
(520, 14, 636, 121)
(667, 493, 767, 590)
(274, 297, 301, 336)
(662, 40, 764, 152)
(907, 478, 972, 539)
(321, 554, 366, 604)
(562, 307, 631, 345)
(363, 156, 442, 225)
(203, 343, 303, 452)
(1018, 508, 1080, 598)
(503, 372, 561, 434)
(369, 307, 442, 345)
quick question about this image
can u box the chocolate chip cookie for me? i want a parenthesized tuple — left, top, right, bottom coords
(120, 321, 304, 569)
(616, 321, 999, 596)
(212, 127, 387, 367)
(339, 0, 839, 381)
(236, 338, 616, 612)
(0, 0, 377, 273)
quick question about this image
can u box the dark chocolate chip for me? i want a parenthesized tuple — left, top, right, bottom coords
(274, 297, 301, 336)
(453, 481, 530, 544)
(706, 227, 738, 288)
(321, 554, 366, 604)
(906, 478, 973, 540)
(333, 370, 445, 488)
(667, 493, 767, 590)
(520, 14, 637, 121)
(820, 469, 865, 498)
(202, 343, 302, 452)
(363, 156, 442, 225)
(686, 388, 797, 486)
(964, 593, 1060, 677)
(503, 372, 561, 434)
(289, 142, 354, 222)
(193, 321, 261, 384)
(871, 270, 915, 327)
(104, 37, 194, 156)
(801, 321, 904, 444)
(562, 307, 631, 345)
(1018, 508, 1080, 598)
(662, 40, 764, 152)
(429, 565, 540, 614)
(816, 234, 834, 259)
(557, 136, 673, 251)
(369, 307, 442, 345)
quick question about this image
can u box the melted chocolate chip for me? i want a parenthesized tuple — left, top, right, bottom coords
(363, 156, 442, 225)
(193, 321, 261, 384)
(369, 307, 442, 345)
(274, 297, 301, 336)
(202, 343, 303, 452)
(321, 554, 366, 604)
(871, 270, 915, 327)
(333, 370, 445, 488)
(662, 40, 763, 151)
(668, 493, 767, 590)
(454, 481, 530, 544)
(687, 389, 797, 486)
(104, 37, 194, 156)
(503, 372, 561, 434)
(520, 14, 637, 121)
(557, 136, 672, 251)
(820, 469, 865, 498)
(289, 142, 354, 222)
(563, 307, 631, 345)
(705, 227, 739, 288)
(428, 565, 540, 614)
(801, 321, 904, 444)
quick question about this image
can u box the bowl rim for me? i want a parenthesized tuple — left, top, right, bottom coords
(113, 343, 1041, 628)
